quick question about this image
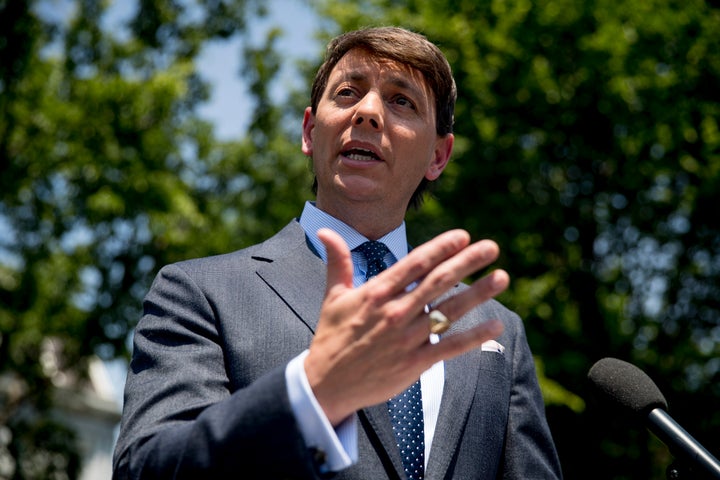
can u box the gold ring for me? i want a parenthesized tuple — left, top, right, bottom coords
(429, 309, 451, 335)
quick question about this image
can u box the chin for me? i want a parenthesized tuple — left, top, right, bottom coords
(335, 175, 381, 196)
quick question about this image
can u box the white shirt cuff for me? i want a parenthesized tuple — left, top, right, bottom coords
(285, 350, 358, 473)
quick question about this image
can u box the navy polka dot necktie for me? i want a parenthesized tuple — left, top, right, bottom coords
(355, 240, 390, 280)
(388, 380, 424, 480)
(354, 241, 425, 480)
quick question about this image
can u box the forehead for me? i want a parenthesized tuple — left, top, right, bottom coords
(329, 48, 433, 98)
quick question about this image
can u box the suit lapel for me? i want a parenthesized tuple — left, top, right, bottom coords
(253, 221, 327, 333)
(425, 349, 482, 479)
(359, 404, 406, 479)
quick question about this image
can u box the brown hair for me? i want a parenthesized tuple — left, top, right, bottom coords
(309, 27, 457, 208)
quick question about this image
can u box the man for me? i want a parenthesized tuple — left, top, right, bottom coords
(113, 26, 562, 479)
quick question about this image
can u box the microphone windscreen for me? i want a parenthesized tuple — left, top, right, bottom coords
(588, 357, 668, 415)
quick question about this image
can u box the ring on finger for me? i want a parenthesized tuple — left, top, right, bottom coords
(429, 309, 451, 335)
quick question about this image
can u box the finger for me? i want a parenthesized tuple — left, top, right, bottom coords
(404, 239, 503, 311)
(424, 318, 505, 362)
(317, 228, 354, 295)
(430, 269, 510, 323)
(375, 229, 471, 296)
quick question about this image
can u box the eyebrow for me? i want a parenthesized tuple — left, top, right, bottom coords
(343, 70, 425, 100)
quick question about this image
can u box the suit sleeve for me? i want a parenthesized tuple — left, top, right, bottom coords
(112, 263, 321, 480)
(500, 313, 563, 479)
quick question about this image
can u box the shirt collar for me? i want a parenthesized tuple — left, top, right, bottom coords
(299, 201, 409, 265)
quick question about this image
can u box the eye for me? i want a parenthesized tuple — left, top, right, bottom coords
(332, 86, 360, 105)
(393, 95, 416, 110)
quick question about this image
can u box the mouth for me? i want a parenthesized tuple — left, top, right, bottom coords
(341, 147, 383, 162)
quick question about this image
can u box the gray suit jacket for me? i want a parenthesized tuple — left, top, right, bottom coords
(113, 220, 562, 479)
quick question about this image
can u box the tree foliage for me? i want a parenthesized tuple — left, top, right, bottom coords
(314, 0, 720, 478)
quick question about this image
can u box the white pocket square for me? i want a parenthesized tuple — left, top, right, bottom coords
(481, 339, 505, 354)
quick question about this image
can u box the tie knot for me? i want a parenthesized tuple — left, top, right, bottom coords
(355, 240, 389, 263)
(354, 241, 390, 279)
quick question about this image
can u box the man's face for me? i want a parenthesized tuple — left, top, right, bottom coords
(302, 48, 453, 221)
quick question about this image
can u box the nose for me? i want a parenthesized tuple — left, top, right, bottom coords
(351, 91, 383, 130)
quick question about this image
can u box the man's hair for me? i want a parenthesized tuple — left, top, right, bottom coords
(309, 26, 457, 209)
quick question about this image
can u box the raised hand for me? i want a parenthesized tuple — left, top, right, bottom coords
(304, 228, 509, 426)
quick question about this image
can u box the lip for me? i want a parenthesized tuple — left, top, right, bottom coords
(339, 141, 385, 166)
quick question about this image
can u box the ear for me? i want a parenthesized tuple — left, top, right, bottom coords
(301, 107, 315, 156)
(425, 133, 454, 180)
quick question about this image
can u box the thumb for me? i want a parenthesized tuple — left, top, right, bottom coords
(317, 228, 354, 295)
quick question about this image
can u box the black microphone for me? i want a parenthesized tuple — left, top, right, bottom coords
(588, 357, 720, 479)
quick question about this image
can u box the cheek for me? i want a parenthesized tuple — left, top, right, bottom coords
(311, 119, 333, 149)
(401, 131, 435, 161)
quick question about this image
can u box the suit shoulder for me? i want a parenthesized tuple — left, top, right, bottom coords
(453, 283, 521, 324)
(453, 287, 524, 336)
(163, 220, 306, 275)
